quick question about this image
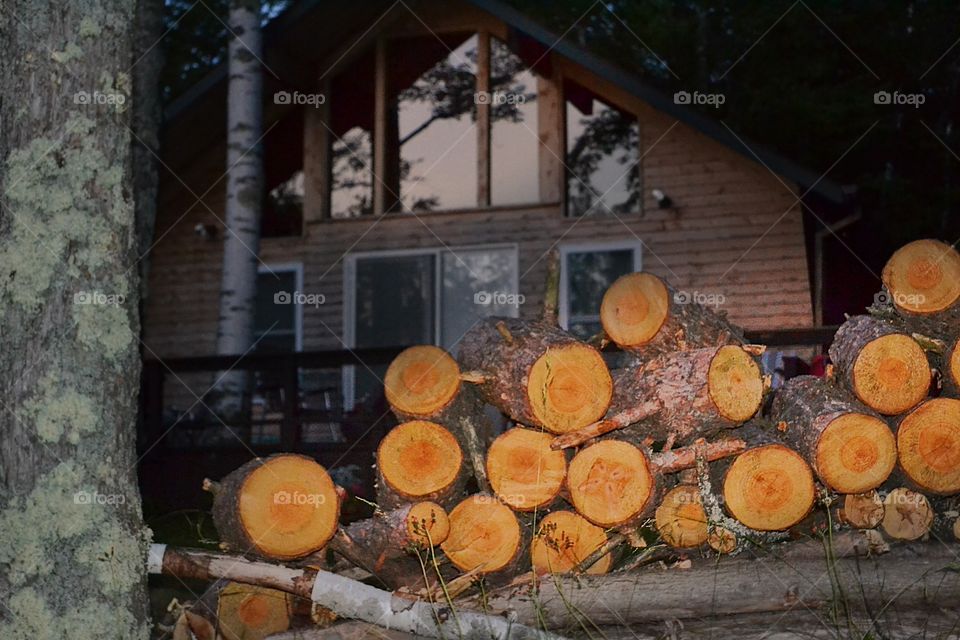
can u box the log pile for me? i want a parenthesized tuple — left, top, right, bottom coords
(154, 239, 960, 638)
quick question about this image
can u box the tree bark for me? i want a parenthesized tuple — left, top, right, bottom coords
(131, 0, 163, 301)
(943, 334, 960, 398)
(769, 375, 896, 493)
(0, 2, 150, 637)
(216, 0, 264, 414)
(828, 314, 931, 415)
(457, 317, 612, 434)
(552, 345, 764, 449)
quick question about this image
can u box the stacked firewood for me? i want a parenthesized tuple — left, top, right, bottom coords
(167, 239, 960, 639)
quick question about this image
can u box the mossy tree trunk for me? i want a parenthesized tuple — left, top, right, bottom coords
(215, 0, 264, 415)
(0, 2, 151, 638)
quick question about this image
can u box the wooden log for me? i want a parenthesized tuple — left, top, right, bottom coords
(457, 317, 613, 434)
(458, 537, 960, 630)
(216, 581, 292, 640)
(205, 454, 340, 560)
(828, 314, 931, 415)
(531, 510, 611, 575)
(375, 420, 466, 510)
(599, 271, 744, 357)
(769, 375, 896, 493)
(655, 484, 708, 549)
(881, 487, 933, 541)
(440, 494, 524, 575)
(552, 345, 764, 450)
(149, 545, 562, 640)
(943, 334, 960, 398)
(721, 441, 816, 532)
(384, 345, 493, 491)
(895, 397, 960, 495)
(838, 490, 885, 529)
(565, 439, 656, 527)
(326, 502, 449, 590)
(880, 238, 960, 338)
(485, 427, 566, 511)
(564, 438, 745, 528)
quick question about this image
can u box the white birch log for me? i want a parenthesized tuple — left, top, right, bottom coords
(148, 544, 564, 640)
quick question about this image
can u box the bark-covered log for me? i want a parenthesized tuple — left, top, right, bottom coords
(440, 494, 524, 575)
(327, 502, 449, 590)
(880, 238, 960, 338)
(600, 271, 744, 357)
(384, 345, 494, 491)
(461, 538, 960, 630)
(207, 454, 340, 559)
(486, 427, 566, 511)
(828, 315, 931, 415)
(457, 317, 613, 434)
(770, 375, 896, 493)
(552, 345, 764, 449)
(375, 421, 467, 510)
(895, 397, 960, 495)
(531, 510, 611, 575)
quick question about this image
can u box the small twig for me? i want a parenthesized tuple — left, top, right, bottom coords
(542, 250, 560, 325)
(459, 370, 490, 384)
(572, 532, 626, 574)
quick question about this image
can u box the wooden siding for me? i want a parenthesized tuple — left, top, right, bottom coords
(144, 30, 812, 360)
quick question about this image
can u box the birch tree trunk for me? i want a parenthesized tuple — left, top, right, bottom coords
(216, 0, 264, 415)
(132, 0, 164, 301)
(0, 2, 151, 638)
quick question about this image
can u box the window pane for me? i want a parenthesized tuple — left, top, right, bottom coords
(440, 247, 518, 354)
(331, 50, 375, 218)
(262, 108, 305, 236)
(254, 270, 298, 352)
(565, 86, 639, 217)
(490, 38, 538, 206)
(565, 249, 635, 338)
(354, 254, 435, 347)
(396, 34, 477, 211)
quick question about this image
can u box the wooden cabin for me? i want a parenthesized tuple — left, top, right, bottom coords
(139, 0, 855, 510)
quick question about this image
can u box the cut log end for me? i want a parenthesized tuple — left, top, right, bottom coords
(217, 582, 291, 640)
(405, 501, 450, 546)
(839, 491, 885, 530)
(378, 421, 463, 501)
(708, 345, 764, 422)
(527, 343, 613, 434)
(655, 485, 708, 549)
(897, 398, 960, 495)
(882, 238, 960, 315)
(486, 427, 566, 511)
(441, 495, 521, 573)
(599, 272, 670, 349)
(816, 413, 897, 494)
(532, 510, 611, 575)
(852, 333, 930, 415)
(238, 456, 340, 559)
(384, 346, 460, 418)
(722, 445, 815, 531)
(881, 488, 933, 541)
(707, 526, 738, 554)
(567, 440, 655, 527)
(948, 338, 960, 391)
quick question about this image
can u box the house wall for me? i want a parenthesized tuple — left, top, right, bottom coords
(143, 35, 813, 361)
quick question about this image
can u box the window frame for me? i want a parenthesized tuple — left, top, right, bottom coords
(557, 240, 643, 333)
(342, 243, 520, 408)
(255, 262, 304, 352)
